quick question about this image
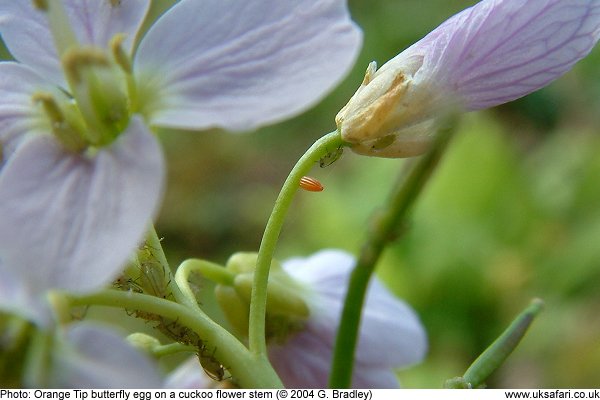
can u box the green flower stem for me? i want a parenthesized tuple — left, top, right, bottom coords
(329, 123, 455, 388)
(23, 328, 52, 387)
(0, 317, 32, 386)
(173, 258, 232, 317)
(176, 259, 235, 309)
(249, 130, 343, 357)
(66, 290, 283, 388)
(2, 316, 31, 353)
(459, 298, 545, 388)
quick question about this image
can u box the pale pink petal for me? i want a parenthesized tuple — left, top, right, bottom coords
(0, 117, 164, 324)
(164, 357, 215, 389)
(269, 250, 427, 388)
(135, 0, 362, 131)
(269, 329, 334, 388)
(0, 260, 53, 325)
(51, 323, 162, 388)
(0, 0, 150, 87)
(64, 0, 150, 54)
(0, 62, 57, 161)
(407, 0, 600, 110)
(356, 278, 427, 368)
(352, 370, 401, 389)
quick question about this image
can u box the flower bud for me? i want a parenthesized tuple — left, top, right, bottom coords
(215, 252, 310, 341)
(336, 54, 444, 158)
(337, 0, 600, 158)
(126, 332, 161, 354)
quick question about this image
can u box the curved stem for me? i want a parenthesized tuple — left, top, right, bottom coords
(174, 258, 236, 319)
(66, 290, 283, 388)
(249, 131, 343, 356)
(328, 123, 455, 388)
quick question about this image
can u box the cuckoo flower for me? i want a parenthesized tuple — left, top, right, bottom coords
(268, 250, 427, 388)
(0, 0, 361, 324)
(48, 323, 162, 388)
(164, 357, 216, 389)
(188, 250, 425, 388)
(336, 0, 600, 158)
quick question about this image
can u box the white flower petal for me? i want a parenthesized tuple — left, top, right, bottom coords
(273, 249, 427, 388)
(0, 117, 164, 324)
(0, 62, 55, 161)
(63, 0, 150, 55)
(351, 369, 401, 389)
(269, 329, 334, 388)
(51, 323, 162, 388)
(0, 2, 62, 85)
(0, 260, 53, 325)
(164, 357, 215, 389)
(417, 0, 600, 110)
(135, 0, 362, 131)
(356, 279, 427, 368)
(0, 0, 150, 87)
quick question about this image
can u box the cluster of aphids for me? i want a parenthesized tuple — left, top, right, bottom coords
(112, 242, 230, 382)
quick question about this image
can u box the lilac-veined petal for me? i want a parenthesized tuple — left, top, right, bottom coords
(337, 0, 600, 158)
(269, 250, 427, 388)
(415, 0, 600, 110)
(0, 62, 56, 162)
(0, 116, 164, 325)
(51, 323, 161, 388)
(135, 0, 362, 131)
(0, 0, 150, 88)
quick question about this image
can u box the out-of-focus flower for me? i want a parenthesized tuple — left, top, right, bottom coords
(50, 323, 162, 388)
(164, 357, 217, 390)
(213, 250, 426, 388)
(0, 0, 361, 323)
(268, 250, 427, 388)
(336, 0, 600, 158)
(0, 267, 162, 387)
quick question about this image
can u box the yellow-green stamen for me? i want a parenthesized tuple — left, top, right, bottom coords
(33, 92, 87, 152)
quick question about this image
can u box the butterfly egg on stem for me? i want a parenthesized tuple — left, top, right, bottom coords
(299, 176, 324, 192)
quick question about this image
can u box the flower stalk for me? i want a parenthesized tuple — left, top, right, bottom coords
(249, 130, 344, 357)
(66, 290, 284, 388)
(329, 118, 456, 388)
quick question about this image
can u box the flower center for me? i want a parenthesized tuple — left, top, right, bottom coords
(32, 0, 137, 151)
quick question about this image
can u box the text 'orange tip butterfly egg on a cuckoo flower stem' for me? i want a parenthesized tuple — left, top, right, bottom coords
(299, 176, 324, 192)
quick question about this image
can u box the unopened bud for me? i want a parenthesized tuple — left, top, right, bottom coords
(336, 55, 447, 158)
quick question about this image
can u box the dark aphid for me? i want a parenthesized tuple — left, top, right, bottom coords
(299, 176, 324, 192)
(199, 346, 228, 381)
(319, 145, 343, 168)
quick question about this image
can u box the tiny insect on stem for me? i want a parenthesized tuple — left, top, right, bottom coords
(299, 176, 324, 192)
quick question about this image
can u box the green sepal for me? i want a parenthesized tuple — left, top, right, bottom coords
(233, 273, 309, 319)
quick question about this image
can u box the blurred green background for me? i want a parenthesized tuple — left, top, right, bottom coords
(152, 0, 600, 388)
(3, 0, 600, 388)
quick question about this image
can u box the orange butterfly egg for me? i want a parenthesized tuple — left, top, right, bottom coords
(299, 176, 324, 192)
